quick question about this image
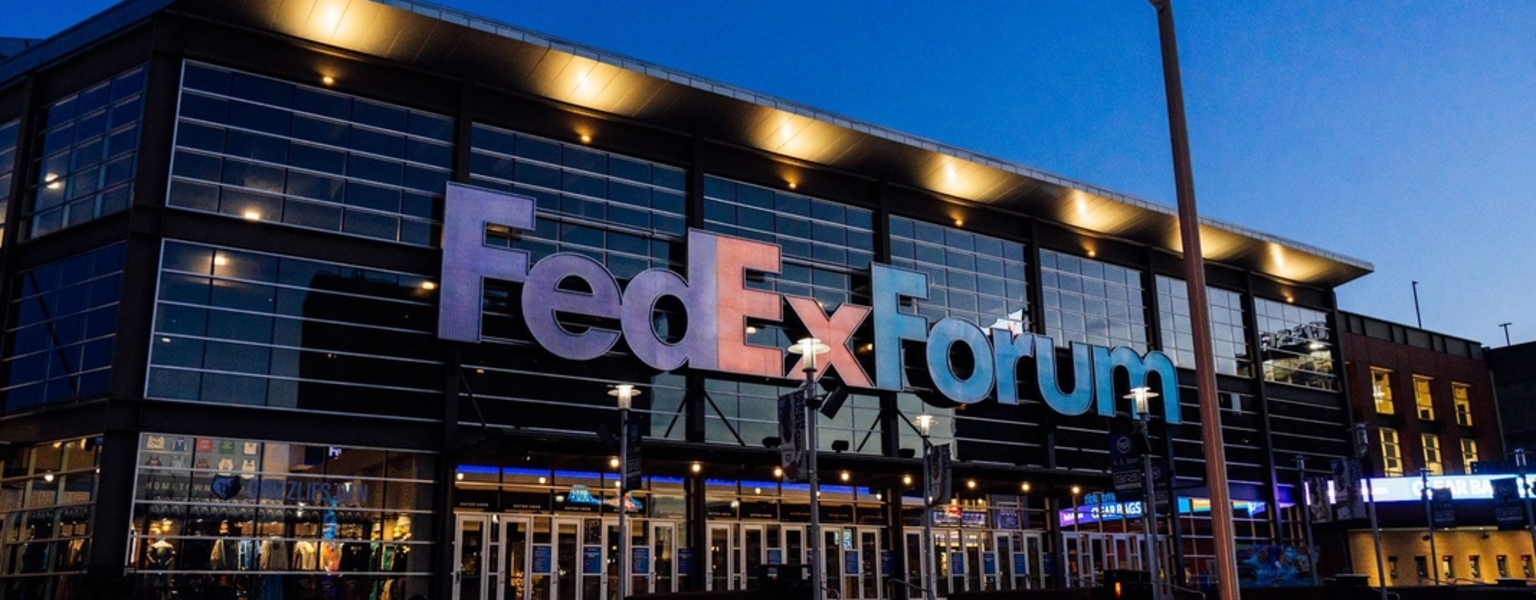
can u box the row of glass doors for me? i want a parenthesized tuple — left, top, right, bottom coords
(1061, 531, 1168, 587)
(454, 514, 1060, 600)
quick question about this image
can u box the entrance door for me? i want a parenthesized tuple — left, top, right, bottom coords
(455, 515, 490, 600)
(707, 524, 733, 591)
(741, 524, 766, 590)
(499, 517, 530, 600)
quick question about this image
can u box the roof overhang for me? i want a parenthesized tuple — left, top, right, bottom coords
(5, 0, 1374, 288)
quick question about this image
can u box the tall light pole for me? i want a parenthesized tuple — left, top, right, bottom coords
(1419, 468, 1439, 585)
(1500, 322, 1513, 346)
(1146, 2, 1240, 596)
(609, 384, 641, 600)
(1353, 424, 1387, 600)
(916, 414, 938, 600)
(1127, 387, 1163, 600)
(790, 337, 831, 600)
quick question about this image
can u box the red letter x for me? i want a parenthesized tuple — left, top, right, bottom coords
(784, 297, 873, 388)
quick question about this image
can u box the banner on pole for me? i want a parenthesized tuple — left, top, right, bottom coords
(1307, 476, 1332, 524)
(1110, 432, 1143, 502)
(1492, 477, 1525, 531)
(778, 391, 807, 482)
(1330, 458, 1367, 521)
(925, 444, 953, 506)
(624, 421, 643, 491)
(1430, 487, 1456, 529)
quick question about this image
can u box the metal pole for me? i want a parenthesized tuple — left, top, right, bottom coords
(1147, 2, 1240, 597)
(1412, 282, 1422, 329)
(1518, 450, 1535, 566)
(619, 406, 630, 600)
(1142, 450, 1162, 600)
(921, 436, 937, 600)
(1364, 474, 1386, 598)
(1421, 468, 1438, 584)
(1501, 322, 1513, 347)
(805, 367, 824, 600)
(1295, 455, 1319, 586)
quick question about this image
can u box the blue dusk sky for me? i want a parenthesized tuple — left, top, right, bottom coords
(7, 1, 1534, 345)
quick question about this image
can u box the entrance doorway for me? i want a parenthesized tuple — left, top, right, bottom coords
(1061, 531, 1165, 587)
(453, 514, 681, 600)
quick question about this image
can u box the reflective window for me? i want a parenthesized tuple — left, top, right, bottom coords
(1452, 383, 1472, 426)
(1379, 428, 1403, 476)
(1154, 276, 1249, 376)
(1413, 376, 1435, 420)
(889, 217, 1027, 333)
(1040, 250, 1147, 350)
(469, 125, 685, 279)
(129, 433, 432, 597)
(0, 437, 100, 598)
(2, 244, 125, 411)
(22, 66, 146, 239)
(0, 119, 20, 246)
(1254, 299, 1335, 391)
(168, 62, 452, 246)
(147, 241, 441, 419)
(1422, 433, 1442, 475)
(1371, 369, 1395, 414)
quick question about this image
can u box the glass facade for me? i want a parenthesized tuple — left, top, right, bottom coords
(129, 433, 433, 598)
(2, 244, 124, 411)
(1040, 250, 1147, 351)
(0, 118, 19, 246)
(0, 437, 100, 599)
(701, 177, 880, 451)
(1154, 276, 1250, 377)
(22, 66, 146, 240)
(147, 241, 441, 419)
(1254, 299, 1335, 391)
(169, 62, 452, 245)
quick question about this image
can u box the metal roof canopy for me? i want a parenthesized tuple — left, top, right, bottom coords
(4, 0, 1374, 288)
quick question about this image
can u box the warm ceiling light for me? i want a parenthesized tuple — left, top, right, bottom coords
(43, 473, 55, 483)
(967, 479, 977, 490)
(160, 337, 171, 343)
(421, 281, 437, 290)
(213, 255, 228, 266)
(537, 476, 547, 484)
(321, 76, 335, 86)
(690, 462, 702, 474)
(609, 457, 620, 468)
(787, 182, 798, 190)
(1087, 249, 1097, 258)
(242, 210, 262, 221)
(1071, 485, 1081, 495)
(773, 466, 783, 478)
(953, 218, 963, 227)
(902, 474, 913, 486)
(455, 472, 464, 481)
(580, 134, 592, 144)
(1285, 295, 1295, 304)
(840, 471, 850, 482)
(1021, 482, 1031, 493)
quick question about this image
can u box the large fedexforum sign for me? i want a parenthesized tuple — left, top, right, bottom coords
(439, 184, 1180, 422)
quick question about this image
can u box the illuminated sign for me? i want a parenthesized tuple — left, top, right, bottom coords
(439, 183, 1180, 420)
(1365, 474, 1535, 503)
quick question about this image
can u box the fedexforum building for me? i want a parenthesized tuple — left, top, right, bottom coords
(0, 1, 1379, 599)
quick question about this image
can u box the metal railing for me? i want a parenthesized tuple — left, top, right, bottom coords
(884, 577, 932, 600)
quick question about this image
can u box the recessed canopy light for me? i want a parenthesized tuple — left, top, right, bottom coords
(321, 76, 335, 85)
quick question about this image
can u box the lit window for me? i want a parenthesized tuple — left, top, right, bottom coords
(1379, 428, 1404, 477)
(1422, 434, 1442, 475)
(1413, 376, 1435, 421)
(1460, 439, 1479, 474)
(1452, 383, 1473, 426)
(1371, 369, 1394, 415)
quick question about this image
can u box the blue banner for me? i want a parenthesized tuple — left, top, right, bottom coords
(881, 550, 893, 576)
(982, 552, 998, 576)
(950, 551, 966, 576)
(767, 548, 784, 564)
(632, 547, 650, 574)
(678, 547, 695, 575)
(845, 550, 860, 575)
(1013, 553, 1027, 578)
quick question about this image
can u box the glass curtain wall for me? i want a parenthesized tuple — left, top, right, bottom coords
(2, 244, 124, 411)
(22, 66, 146, 240)
(0, 437, 100, 600)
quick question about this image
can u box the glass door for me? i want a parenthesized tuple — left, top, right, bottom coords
(741, 524, 765, 590)
(456, 514, 488, 600)
(707, 524, 733, 590)
(556, 520, 580, 600)
(935, 529, 963, 596)
(854, 527, 881, 600)
(651, 522, 676, 594)
(904, 531, 925, 594)
(1024, 532, 1045, 589)
(500, 517, 531, 600)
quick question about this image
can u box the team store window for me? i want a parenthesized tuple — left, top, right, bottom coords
(130, 434, 434, 599)
(169, 62, 453, 246)
(0, 437, 100, 600)
(23, 66, 146, 239)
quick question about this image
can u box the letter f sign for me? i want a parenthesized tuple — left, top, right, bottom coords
(439, 183, 536, 343)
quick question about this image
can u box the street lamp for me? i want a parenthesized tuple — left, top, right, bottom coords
(915, 413, 938, 600)
(609, 384, 641, 600)
(789, 337, 830, 600)
(1124, 386, 1162, 600)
